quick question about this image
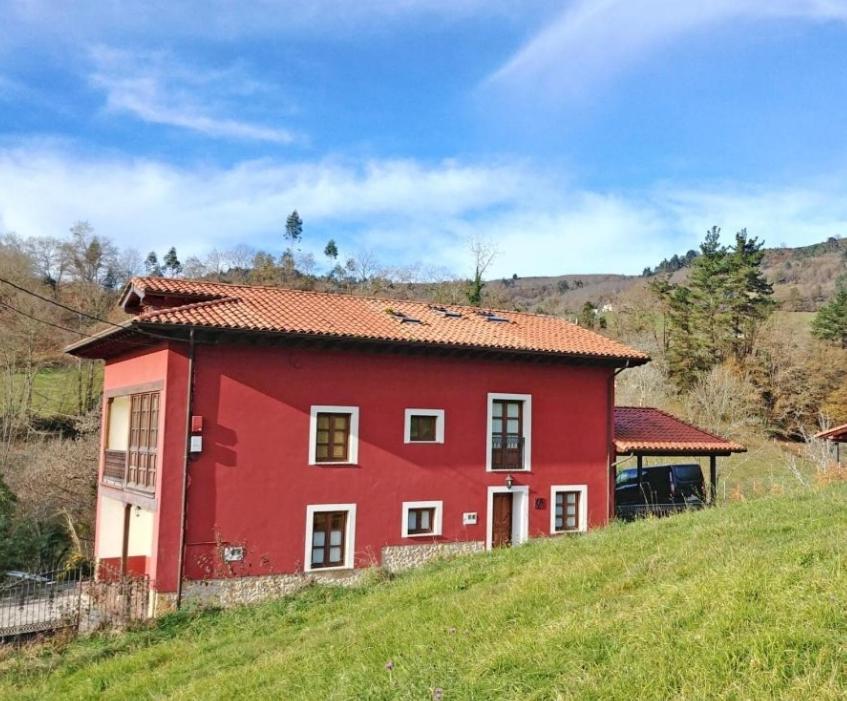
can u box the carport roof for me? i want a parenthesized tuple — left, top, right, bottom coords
(814, 423, 847, 442)
(614, 406, 746, 456)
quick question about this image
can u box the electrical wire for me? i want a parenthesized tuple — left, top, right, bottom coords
(0, 299, 90, 337)
(0, 277, 182, 344)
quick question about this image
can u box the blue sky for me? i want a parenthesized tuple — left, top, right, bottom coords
(2, 1, 847, 278)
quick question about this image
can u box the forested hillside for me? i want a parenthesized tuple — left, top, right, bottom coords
(2, 219, 847, 575)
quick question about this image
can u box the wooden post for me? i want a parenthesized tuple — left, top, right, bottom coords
(709, 455, 717, 506)
(121, 504, 131, 577)
(636, 455, 644, 503)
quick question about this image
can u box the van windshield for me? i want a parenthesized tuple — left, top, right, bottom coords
(672, 465, 702, 482)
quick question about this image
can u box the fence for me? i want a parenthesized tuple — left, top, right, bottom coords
(0, 567, 150, 642)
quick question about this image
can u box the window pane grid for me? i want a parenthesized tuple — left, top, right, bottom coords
(315, 412, 351, 463)
(554, 491, 581, 532)
(406, 507, 436, 535)
(311, 511, 348, 568)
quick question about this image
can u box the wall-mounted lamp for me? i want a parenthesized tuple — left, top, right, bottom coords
(505, 474, 514, 490)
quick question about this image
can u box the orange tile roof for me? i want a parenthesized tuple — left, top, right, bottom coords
(815, 423, 847, 442)
(614, 406, 745, 455)
(71, 276, 648, 364)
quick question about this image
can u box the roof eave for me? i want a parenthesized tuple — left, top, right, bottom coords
(131, 320, 650, 366)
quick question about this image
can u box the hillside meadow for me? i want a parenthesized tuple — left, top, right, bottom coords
(2, 483, 846, 700)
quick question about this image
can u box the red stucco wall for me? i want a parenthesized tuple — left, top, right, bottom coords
(173, 344, 616, 582)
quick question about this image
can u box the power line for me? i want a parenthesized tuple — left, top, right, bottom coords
(0, 300, 90, 337)
(0, 277, 178, 344)
(0, 276, 127, 330)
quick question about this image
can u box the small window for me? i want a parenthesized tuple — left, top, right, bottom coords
(310, 510, 347, 568)
(410, 415, 436, 441)
(315, 412, 350, 462)
(551, 486, 587, 534)
(407, 507, 435, 535)
(404, 409, 444, 444)
(309, 406, 359, 465)
(401, 500, 443, 538)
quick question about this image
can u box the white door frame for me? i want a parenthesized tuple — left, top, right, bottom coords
(485, 485, 529, 550)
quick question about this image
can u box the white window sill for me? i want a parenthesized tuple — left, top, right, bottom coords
(310, 462, 359, 467)
(404, 531, 441, 538)
(304, 564, 354, 573)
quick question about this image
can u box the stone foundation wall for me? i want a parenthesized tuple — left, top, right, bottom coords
(381, 540, 485, 573)
(151, 541, 483, 612)
(176, 568, 363, 609)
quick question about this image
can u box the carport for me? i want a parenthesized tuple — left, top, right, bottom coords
(614, 407, 746, 505)
(814, 423, 847, 463)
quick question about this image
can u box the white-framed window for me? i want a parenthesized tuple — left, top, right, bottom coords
(401, 500, 443, 538)
(549, 485, 588, 534)
(403, 409, 445, 444)
(304, 503, 357, 572)
(486, 393, 532, 472)
(309, 405, 360, 465)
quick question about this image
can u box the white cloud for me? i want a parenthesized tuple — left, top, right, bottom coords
(1, 144, 846, 277)
(487, 0, 847, 97)
(89, 47, 297, 144)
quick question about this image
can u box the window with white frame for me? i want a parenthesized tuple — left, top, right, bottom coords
(486, 393, 531, 471)
(304, 504, 356, 571)
(401, 500, 443, 537)
(309, 406, 359, 465)
(404, 409, 445, 444)
(550, 485, 588, 534)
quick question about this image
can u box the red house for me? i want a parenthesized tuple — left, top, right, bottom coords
(68, 276, 658, 611)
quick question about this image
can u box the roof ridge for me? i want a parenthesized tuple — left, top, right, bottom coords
(138, 295, 241, 320)
(128, 276, 610, 328)
(130, 277, 652, 357)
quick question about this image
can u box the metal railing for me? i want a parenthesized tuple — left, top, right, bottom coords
(491, 435, 524, 470)
(0, 567, 150, 643)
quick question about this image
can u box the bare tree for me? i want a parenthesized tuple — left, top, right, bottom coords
(467, 236, 498, 306)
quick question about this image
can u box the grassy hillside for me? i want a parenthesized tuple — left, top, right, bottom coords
(3, 484, 847, 700)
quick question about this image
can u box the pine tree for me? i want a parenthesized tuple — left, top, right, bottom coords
(650, 277, 703, 388)
(285, 210, 303, 244)
(144, 251, 163, 277)
(163, 247, 183, 277)
(688, 226, 732, 366)
(812, 277, 847, 348)
(324, 239, 338, 260)
(578, 301, 597, 328)
(725, 229, 774, 359)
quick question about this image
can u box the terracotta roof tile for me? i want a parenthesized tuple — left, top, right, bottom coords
(106, 276, 650, 364)
(814, 423, 847, 442)
(614, 406, 745, 454)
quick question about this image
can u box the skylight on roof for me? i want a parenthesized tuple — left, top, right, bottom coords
(386, 309, 422, 324)
(476, 310, 509, 323)
(429, 305, 462, 318)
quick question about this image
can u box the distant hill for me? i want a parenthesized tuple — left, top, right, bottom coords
(485, 236, 847, 315)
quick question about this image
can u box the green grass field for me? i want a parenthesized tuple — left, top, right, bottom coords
(3, 483, 846, 700)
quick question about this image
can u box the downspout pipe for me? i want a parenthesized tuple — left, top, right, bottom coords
(175, 328, 195, 610)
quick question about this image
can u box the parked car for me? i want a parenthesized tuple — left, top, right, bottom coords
(615, 463, 705, 519)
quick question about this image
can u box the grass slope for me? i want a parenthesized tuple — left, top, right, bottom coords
(3, 486, 847, 700)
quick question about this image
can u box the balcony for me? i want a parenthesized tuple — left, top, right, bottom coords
(103, 450, 127, 485)
(101, 449, 156, 494)
(491, 435, 525, 471)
